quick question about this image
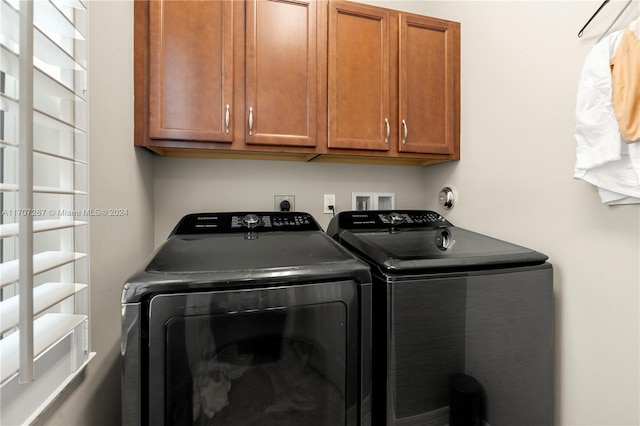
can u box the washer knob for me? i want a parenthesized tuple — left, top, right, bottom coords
(435, 228, 455, 251)
(389, 212, 404, 225)
(242, 214, 261, 229)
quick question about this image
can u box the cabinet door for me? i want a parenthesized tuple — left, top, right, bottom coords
(328, 2, 391, 151)
(245, 0, 317, 147)
(398, 14, 459, 154)
(149, 0, 234, 142)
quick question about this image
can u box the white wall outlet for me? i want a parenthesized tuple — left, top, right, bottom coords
(324, 194, 336, 214)
(274, 195, 295, 211)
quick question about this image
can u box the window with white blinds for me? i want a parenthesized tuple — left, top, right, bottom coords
(0, 0, 93, 424)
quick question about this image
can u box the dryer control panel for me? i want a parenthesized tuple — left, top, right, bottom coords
(171, 212, 321, 235)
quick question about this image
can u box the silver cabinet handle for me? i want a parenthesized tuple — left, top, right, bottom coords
(248, 107, 253, 136)
(225, 104, 230, 134)
(402, 119, 408, 144)
(384, 118, 390, 144)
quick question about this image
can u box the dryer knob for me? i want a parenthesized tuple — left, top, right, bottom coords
(242, 214, 261, 229)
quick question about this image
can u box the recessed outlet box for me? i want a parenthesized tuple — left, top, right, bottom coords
(352, 192, 396, 210)
(376, 192, 396, 210)
(274, 195, 295, 211)
(352, 193, 372, 211)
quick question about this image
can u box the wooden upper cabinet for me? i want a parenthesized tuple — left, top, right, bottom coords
(149, 0, 234, 142)
(245, 0, 318, 147)
(136, 0, 460, 163)
(398, 14, 459, 155)
(328, 2, 391, 151)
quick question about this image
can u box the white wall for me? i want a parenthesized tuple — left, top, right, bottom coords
(416, 2, 640, 425)
(153, 158, 426, 244)
(39, 1, 639, 425)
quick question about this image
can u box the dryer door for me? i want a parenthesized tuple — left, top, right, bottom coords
(146, 281, 360, 426)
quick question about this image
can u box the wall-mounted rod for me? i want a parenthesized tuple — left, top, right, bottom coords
(578, 0, 610, 37)
(597, 0, 634, 43)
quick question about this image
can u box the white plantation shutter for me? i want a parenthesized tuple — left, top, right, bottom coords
(0, 0, 93, 424)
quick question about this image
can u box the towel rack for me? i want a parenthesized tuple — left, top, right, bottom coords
(596, 0, 634, 43)
(578, 0, 610, 37)
(578, 0, 635, 40)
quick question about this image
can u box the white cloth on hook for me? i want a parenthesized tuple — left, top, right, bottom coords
(574, 30, 640, 204)
(629, 16, 639, 37)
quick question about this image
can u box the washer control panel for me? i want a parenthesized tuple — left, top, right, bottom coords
(172, 212, 320, 235)
(335, 210, 451, 230)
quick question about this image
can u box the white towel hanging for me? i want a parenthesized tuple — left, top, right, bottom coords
(574, 30, 640, 205)
(629, 16, 640, 36)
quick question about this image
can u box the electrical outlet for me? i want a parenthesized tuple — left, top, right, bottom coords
(274, 195, 295, 211)
(324, 194, 336, 214)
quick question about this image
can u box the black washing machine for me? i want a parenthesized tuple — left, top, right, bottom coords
(327, 210, 553, 426)
(122, 212, 372, 426)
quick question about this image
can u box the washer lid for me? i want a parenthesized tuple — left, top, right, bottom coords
(147, 231, 356, 273)
(328, 210, 548, 272)
(123, 212, 372, 303)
